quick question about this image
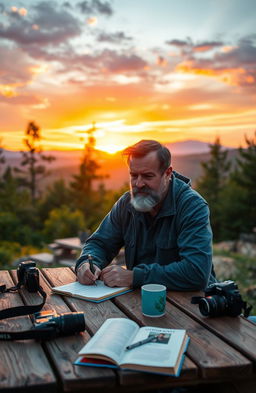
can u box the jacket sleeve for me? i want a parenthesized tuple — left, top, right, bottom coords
(133, 196, 214, 291)
(75, 198, 125, 272)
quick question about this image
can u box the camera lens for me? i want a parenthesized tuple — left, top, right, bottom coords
(56, 312, 85, 336)
(199, 295, 228, 317)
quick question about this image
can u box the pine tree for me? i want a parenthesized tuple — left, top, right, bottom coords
(14, 121, 55, 203)
(0, 138, 6, 181)
(70, 123, 108, 229)
(196, 137, 231, 241)
(233, 132, 256, 232)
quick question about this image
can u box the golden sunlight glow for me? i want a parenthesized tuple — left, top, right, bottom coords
(0, 84, 18, 97)
(96, 144, 125, 154)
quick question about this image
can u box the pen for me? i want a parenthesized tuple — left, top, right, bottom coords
(126, 334, 158, 350)
(88, 254, 97, 285)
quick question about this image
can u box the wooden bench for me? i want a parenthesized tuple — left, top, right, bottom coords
(28, 252, 55, 266)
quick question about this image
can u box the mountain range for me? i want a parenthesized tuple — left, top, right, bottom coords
(1, 140, 236, 190)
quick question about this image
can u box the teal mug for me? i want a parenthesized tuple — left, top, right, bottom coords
(141, 284, 166, 317)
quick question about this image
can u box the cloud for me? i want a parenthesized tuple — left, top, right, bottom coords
(97, 31, 133, 43)
(41, 47, 148, 76)
(166, 39, 189, 47)
(0, 93, 44, 106)
(0, 46, 32, 85)
(171, 36, 256, 88)
(77, 0, 113, 16)
(193, 41, 223, 52)
(166, 38, 223, 53)
(99, 50, 148, 73)
(0, 1, 82, 46)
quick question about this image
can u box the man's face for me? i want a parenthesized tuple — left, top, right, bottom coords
(129, 151, 172, 212)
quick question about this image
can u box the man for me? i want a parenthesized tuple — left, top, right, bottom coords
(76, 139, 216, 290)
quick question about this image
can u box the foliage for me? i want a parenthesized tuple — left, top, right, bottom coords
(196, 137, 231, 241)
(38, 179, 73, 222)
(233, 132, 256, 232)
(213, 247, 256, 315)
(0, 210, 42, 246)
(0, 241, 21, 267)
(215, 132, 256, 239)
(0, 138, 6, 169)
(14, 121, 55, 203)
(43, 205, 86, 241)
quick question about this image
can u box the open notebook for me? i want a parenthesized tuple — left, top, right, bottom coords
(52, 280, 132, 302)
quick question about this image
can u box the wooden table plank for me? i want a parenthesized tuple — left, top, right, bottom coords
(43, 268, 197, 391)
(0, 271, 56, 393)
(114, 290, 253, 381)
(10, 267, 117, 393)
(166, 290, 256, 364)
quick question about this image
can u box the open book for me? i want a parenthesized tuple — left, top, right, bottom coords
(75, 318, 189, 376)
(51, 280, 132, 302)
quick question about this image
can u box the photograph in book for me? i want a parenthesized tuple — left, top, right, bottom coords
(52, 280, 132, 302)
(74, 318, 190, 376)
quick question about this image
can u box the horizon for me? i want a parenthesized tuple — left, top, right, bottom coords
(1, 0, 256, 153)
(2, 138, 235, 155)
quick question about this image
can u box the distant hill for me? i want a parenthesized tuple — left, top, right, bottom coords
(0, 140, 237, 191)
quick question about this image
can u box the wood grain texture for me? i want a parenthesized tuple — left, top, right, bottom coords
(114, 290, 253, 379)
(0, 270, 56, 392)
(2, 268, 255, 393)
(166, 290, 256, 364)
(17, 268, 117, 391)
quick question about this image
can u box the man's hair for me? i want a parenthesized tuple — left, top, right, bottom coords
(122, 140, 171, 173)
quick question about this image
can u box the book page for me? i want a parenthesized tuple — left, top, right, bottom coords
(79, 318, 139, 364)
(52, 280, 130, 300)
(121, 326, 187, 368)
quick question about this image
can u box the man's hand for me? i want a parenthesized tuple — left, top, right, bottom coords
(100, 265, 133, 287)
(77, 262, 101, 285)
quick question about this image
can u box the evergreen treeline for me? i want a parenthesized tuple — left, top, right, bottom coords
(196, 132, 256, 241)
(0, 123, 126, 267)
(0, 124, 255, 268)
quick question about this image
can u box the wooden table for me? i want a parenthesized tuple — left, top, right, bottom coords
(0, 267, 255, 393)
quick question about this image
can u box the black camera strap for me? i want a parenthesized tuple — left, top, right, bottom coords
(0, 283, 47, 320)
(0, 326, 57, 341)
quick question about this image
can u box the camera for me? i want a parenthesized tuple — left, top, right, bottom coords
(33, 310, 86, 338)
(192, 280, 249, 317)
(17, 261, 40, 292)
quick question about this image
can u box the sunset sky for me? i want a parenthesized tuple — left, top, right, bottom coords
(0, 0, 256, 153)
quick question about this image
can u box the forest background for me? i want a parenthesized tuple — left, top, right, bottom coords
(0, 124, 256, 314)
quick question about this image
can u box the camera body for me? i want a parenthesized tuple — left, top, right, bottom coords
(33, 310, 85, 338)
(17, 261, 40, 292)
(196, 280, 245, 317)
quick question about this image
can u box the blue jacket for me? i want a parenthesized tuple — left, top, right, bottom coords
(76, 172, 216, 290)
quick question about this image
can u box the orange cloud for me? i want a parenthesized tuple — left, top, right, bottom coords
(176, 61, 254, 87)
(193, 45, 214, 52)
(11, 6, 27, 16)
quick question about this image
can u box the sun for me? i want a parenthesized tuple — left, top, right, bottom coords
(97, 144, 125, 154)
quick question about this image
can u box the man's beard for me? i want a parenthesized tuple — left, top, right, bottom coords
(130, 186, 161, 212)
